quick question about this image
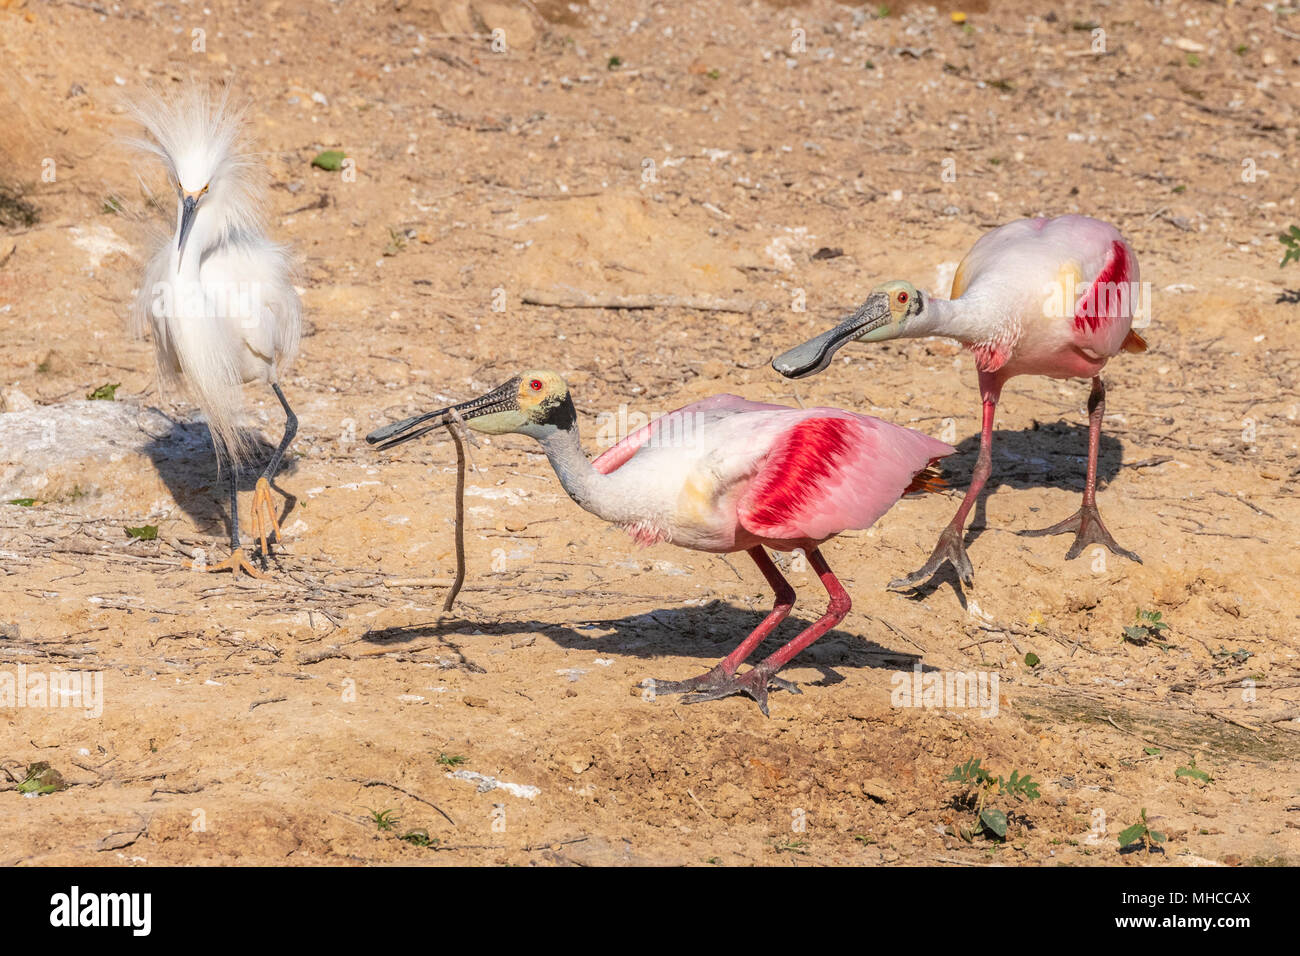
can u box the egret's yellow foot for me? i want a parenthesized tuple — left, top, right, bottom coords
(188, 549, 267, 579)
(249, 476, 283, 557)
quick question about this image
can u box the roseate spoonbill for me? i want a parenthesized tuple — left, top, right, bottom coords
(772, 215, 1147, 589)
(128, 85, 301, 578)
(367, 371, 952, 714)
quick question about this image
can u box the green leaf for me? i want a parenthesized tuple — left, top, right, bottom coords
(1117, 822, 1146, 848)
(6, 498, 36, 507)
(1002, 770, 1041, 801)
(125, 525, 158, 541)
(1175, 763, 1212, 784)
(1144, 746, 1162, 756)
(17, 762, 66, 795)
(1024, 652, 1040, 667)
(979, 807, 1008, 839)
(311, 150, 346, 171)
(400, 829, 434, 847)
(946, 757, 992, 785)
(87, 382, 120, 401)
(607, 55, 622, 69)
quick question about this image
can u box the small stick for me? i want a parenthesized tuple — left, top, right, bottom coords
(443, 422, 468, 613)
(522, 289, 756, 313)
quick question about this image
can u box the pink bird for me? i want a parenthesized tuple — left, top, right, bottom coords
(773, 215, 1147, 589)
(367, 371, 953, 714)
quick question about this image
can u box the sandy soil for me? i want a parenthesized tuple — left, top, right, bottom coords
(0, 0, 1297, 866)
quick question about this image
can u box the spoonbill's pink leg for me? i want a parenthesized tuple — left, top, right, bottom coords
(650, 546, 796, 695)
(682, 548, 851, 716)
(890, 395, 997, 590)
(1021, 377, 1140, 563)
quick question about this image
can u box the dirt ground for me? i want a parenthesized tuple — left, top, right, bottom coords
(0, 0, 1297, 866)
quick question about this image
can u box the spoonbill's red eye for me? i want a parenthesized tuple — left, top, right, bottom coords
(529, 379, 544, 391)
(897, 292, 909, 304)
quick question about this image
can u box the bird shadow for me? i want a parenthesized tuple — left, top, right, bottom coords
(361, 601, 937, 687)
(140, 415, 299, 543)
(895, 421, 1123, 602)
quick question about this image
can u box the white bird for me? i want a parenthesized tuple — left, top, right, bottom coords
(128, 84, 301, 578)
(774, 215, 1146, 589)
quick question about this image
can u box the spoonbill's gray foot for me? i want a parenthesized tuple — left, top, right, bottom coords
(889, 522, 974, 591)
(1020, 502, 1141, 563)
(1019, 377, 1141, 564)
(681, 548, 849, 716)
(648, 546, 795, 695)
(681, 667, 802, 717)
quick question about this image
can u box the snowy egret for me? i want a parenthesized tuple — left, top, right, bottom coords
(128, 85, 301, 578)
(368, 372, 952, 715)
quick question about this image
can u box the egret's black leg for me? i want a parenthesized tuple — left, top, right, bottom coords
(197, 453, 265, 578)
(228, 457, 241, 551)
(263, 383, 298, 483)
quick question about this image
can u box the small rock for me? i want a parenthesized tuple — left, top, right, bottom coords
(463, 695, 488, 708)
(862, 778, 895, 803)
(1, 387, 36, 413)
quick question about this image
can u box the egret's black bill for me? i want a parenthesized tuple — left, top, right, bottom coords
(176, 195, 199, 266)
(366, 377, 521, 451)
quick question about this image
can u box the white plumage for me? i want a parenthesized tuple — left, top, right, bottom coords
(129, 84, 300, 465)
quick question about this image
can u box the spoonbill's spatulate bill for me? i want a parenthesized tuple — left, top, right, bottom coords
(368, 372, 952, 715)
(773, 215, 1146, 590)
(128, 85, 302, 578)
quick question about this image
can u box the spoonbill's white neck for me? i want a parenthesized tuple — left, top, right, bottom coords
(912, 294, 999, 345)
(536, 424, 641, 528)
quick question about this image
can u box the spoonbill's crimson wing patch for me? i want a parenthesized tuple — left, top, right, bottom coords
(738, 413, 954, 543)
(1074, 239, 1135, 332)
(591, 393, 787, 475)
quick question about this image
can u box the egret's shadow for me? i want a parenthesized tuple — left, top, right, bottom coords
(140, 415, 299, 542)
(362, 601, 937, 687)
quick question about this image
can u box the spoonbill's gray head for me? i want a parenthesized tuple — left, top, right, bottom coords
(367, 371, 578, 449)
